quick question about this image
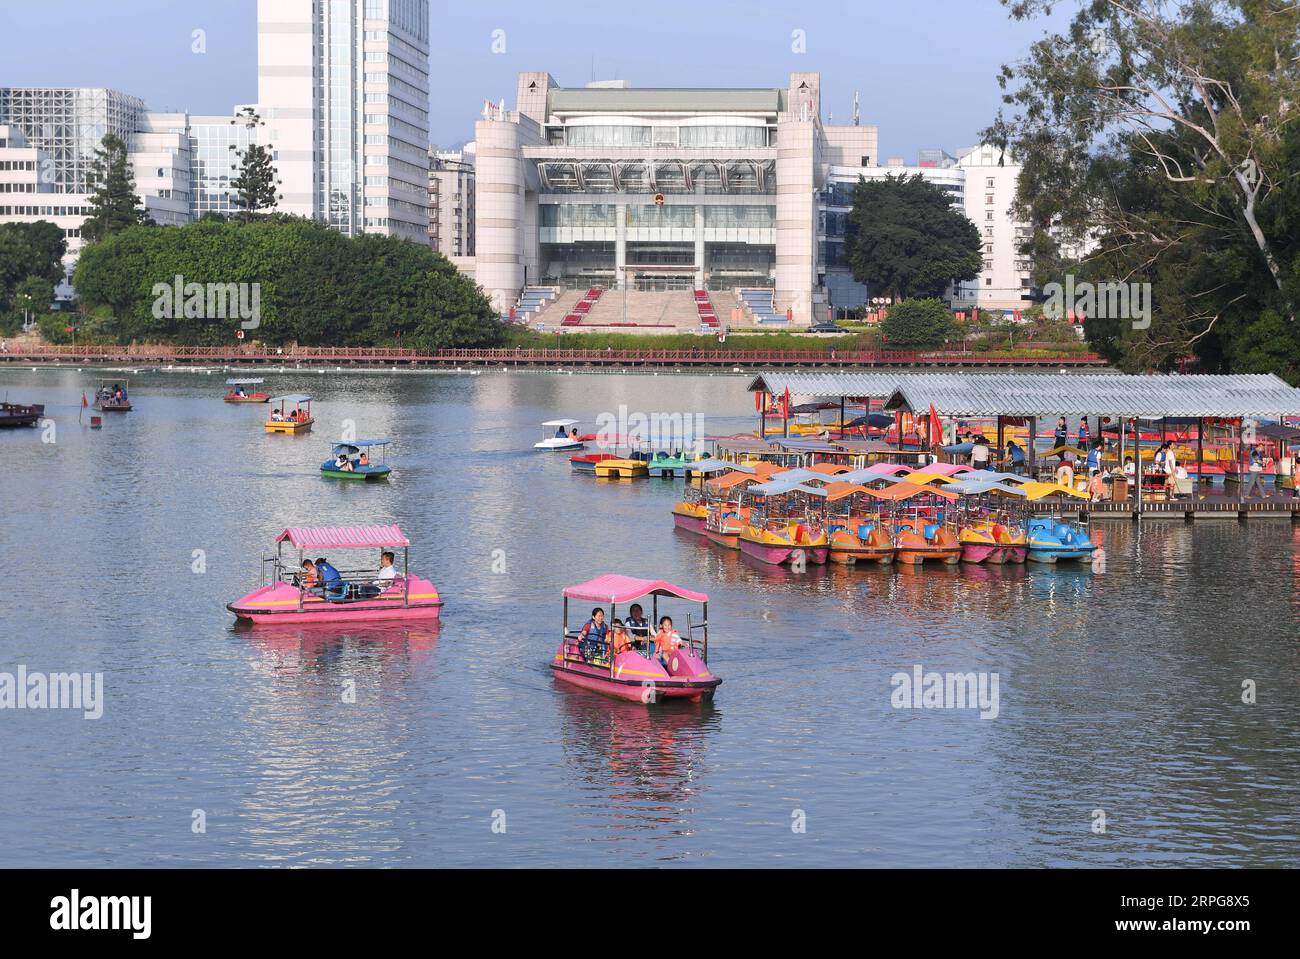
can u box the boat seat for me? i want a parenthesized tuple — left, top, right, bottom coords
(924, 523, 940, 540)
(857, 523, 875, 539)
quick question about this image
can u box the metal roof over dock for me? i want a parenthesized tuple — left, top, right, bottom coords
(745, 372, 1300, 419)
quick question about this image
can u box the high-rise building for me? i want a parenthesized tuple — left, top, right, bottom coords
(257, 0, 430, 243)
(474, 71, 876, 323)
(955, 144, 1032, 311)
(0, 91, 193, 293)
(428, 145, 474, 258)
(188, 110, 261, 220)
(0, 87, 145, 192)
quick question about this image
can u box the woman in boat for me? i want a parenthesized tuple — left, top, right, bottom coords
(569, 427, 580, 441)
(577, 608, 608, 662)
(654, 616, 683, 662)
(335, 453, 354, 472)
(314, 557, 345, 599)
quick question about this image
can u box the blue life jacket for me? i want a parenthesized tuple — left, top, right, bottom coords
(316, 562, 343, 589)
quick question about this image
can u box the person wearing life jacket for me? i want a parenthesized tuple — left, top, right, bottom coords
(314, 556, 345, 599)
(358, 450, 369, 467)
(608, 620, 633, 657)
(654, 616, 683, 663)
(577, 608, 608, 662)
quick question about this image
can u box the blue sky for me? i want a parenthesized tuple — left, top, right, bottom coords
(0, 0, 1067, 158)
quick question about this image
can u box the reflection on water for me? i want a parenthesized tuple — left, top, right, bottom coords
(0, 369, 1297, 866)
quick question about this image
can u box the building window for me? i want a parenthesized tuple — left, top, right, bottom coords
(985, 278, 992, 286)
(985, 212, 993, 221)
(985, 195, 994, 205)
(986, 178, 994, 188)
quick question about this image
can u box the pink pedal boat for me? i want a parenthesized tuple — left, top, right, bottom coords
(551, 574, 721, 703)
(227, 525, 442, 625)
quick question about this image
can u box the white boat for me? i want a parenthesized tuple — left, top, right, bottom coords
(534, 418, 586, 451)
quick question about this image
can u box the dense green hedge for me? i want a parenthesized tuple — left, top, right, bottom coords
(71, 217, 505, 350)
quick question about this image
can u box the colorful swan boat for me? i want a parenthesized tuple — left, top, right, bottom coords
(1026, 517, 1097, 563)
(227, 525, 442, 624)
(822, 482, 894, 564)
(551, 574, 720, 703)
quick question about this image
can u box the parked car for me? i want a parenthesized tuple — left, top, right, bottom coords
(808, 322, 846, 333)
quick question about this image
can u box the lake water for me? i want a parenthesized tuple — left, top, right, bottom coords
(1, 368, 1298, 867)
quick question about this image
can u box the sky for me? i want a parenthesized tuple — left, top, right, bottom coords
(0, 0, 1070, 159)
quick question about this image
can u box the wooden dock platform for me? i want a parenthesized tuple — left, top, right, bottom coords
(1032, 499, 1300, 521)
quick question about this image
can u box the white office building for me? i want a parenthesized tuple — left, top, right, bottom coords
(428, 145, 474, 258)
(256, 0, 430, 243)
(0, 92, 193, 294)
(474, 71, 877, 324)
(955, 143, 1032, 311)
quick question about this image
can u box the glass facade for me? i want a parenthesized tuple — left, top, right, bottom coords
(189, 118, 257, 218)
(0, 88, 145, 192)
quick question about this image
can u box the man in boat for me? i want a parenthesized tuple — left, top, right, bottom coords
(625, 604, 651, 648)
(358, 450, 370, 467)
(577, 608, 608, 663)
(271, 409, 284, 422)
(374, 551, 398, 588)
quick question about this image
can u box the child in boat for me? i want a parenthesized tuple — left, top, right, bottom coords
(654, 616, 683, 662)
(299, 559, 320, 593)
(577, 608, 608, 662)
(608, 620, 633, 657)
(358, 451, 370, 466)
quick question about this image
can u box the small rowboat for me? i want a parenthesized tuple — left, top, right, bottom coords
(227, 525, 441, 624)
(321, 439, 392, 481)
(266, 394, 313, 433)
(93, 378, 131, 412)
(551, 574, 720, 703)
(223, 377, 270, 403)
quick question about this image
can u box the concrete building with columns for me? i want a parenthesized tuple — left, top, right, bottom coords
(474, 72, 877, 324)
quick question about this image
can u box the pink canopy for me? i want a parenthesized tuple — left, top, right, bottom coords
(276, 525, 410, 550)
(918, 463, 974, 476)
(864, 463, 916, 475)
(563, 574, 708, 605)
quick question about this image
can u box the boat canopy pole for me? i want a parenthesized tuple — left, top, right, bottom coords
(1135, 420, 1144, 515)
(702, 602, 708, 663)
(403, 547, 410, 607)
(1196, 417, 1204, 502)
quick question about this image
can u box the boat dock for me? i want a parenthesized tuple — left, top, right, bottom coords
(743, 370, 1300, 522)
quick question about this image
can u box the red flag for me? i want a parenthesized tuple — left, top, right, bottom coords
(928, 403, 942, 446)
(782, 386, 791, 420)
(81, 393, 89, 408)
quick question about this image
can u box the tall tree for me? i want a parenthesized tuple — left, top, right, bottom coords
(0, 221, 66, 308)
(843, 174, 983, 300)
(81, 133, 147, 243)
(985, 0, 1300, 378)
(228, 109, 283, 221)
